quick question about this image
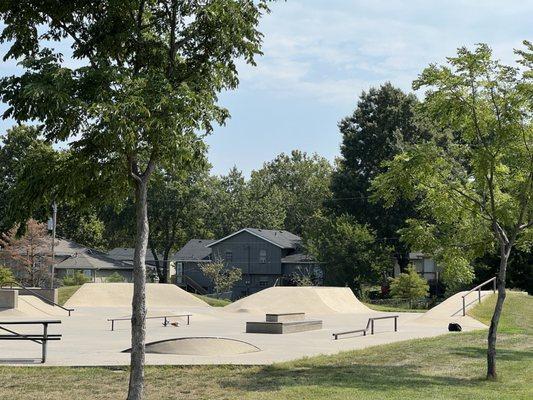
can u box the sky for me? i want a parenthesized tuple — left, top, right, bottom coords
(1, 0, 532, 176)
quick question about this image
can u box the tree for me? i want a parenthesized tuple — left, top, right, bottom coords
(251, 150, 332, 235)
(207, 167, 285, 238)
(329, 83, 430, 272)
(389, 265, 429, 300)
(303, 211, 393, 294)
(372, 42, 533, 379)
(56, 204, 107, 250)
(0, 2, 269, 398)
(147, 163, 213, 282)
(0, 125, 57, 232)
(0, 219, 53, 287)
(200, 257, 242, 294)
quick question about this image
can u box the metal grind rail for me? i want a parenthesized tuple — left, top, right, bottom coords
(333, 315, 399, 340)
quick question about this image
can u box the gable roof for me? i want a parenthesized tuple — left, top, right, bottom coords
(55, 251, 133, 270)
(174, 239, 214, 261)
(206, 228, 301, 249)
(107, 247, 162, 262)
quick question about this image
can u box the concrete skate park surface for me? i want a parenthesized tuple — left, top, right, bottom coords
(0, 284, 491, 366)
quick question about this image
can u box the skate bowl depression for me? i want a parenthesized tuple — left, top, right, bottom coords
(127, 337, 261, 356)
(64, 283, 209, 308)
(224, 286, 371, 314)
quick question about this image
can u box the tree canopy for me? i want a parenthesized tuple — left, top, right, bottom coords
(0, 1, 270, 398)
(372, 42, 533, 379)
(329, 83, 430, 270)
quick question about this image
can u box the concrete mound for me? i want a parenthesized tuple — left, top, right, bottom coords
(64, 283, 209, 308)
(414, 290, 492, 329)
(138, 337, 260, 356)
(224, 286, 370, 314)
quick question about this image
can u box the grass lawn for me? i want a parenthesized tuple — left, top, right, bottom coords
(364, 302, 426, 313)
(1, 293, 531, 400)
(57, 285, 81, 306)
(193, 294, 231, 307)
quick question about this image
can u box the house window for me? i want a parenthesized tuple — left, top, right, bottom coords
(225, 250, 233, 262)
(259, 249, 267, 264)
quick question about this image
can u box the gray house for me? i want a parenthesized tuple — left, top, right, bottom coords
(174, 228, 322, 299)
(54, 239, 133, 283)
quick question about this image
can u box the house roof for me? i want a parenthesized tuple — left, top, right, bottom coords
(281, 253, 316, 264)
(107, 247, 162, 262)
(206, 228, 301, 249)
(55, 249, 133, 270)
(53, 238, 90, 256)
(174, 239, 214, 261)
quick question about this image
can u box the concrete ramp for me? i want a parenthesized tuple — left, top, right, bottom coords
(414, 290, 493, 329)
(0, 295, 68, 317)
(224, 287, 370, 314)
(64, 283, 209, 308)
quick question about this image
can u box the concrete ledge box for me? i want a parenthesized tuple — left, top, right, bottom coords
(246, 320, 323, 334)
(0, 289, 18, 309)
(266, 312, 305, 322)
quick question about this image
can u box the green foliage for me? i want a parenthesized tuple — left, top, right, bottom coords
(329, 83, 430, 270)
(62, 272, 91, 287)
(251, 150, 332, 235)
(0, 125, 58, 231)
(303, 211, 393, 292)
(200, 259, 242, 294)
(372, 42, 533, 289)
(206, 167, 286, 238)
(106, 272, 125, 283)
(0, 266, 15, 286)
(389, 266, 429, 300)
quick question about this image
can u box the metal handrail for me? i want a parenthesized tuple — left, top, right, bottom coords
(2, 281, 74, 316)
(461, 276, 496, 316)
(183, 276, 208, 295)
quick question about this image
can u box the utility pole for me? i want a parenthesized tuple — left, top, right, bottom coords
(50, 202, 57, 289)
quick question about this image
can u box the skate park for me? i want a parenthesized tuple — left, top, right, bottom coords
(0, 282, 492, 366)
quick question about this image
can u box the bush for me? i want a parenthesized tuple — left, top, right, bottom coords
(390, 265, 429, 301)
(0, 266, 15, 286)
(106, 272, 125, 283)
(62, 272, 91, 286)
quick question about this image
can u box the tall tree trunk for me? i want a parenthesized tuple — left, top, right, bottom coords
(487, 245, 509, 380)
(127, 179, 149, 400)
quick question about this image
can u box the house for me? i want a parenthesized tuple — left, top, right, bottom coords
(173, 228, 322, 299)
(107, 247, 172, 281)
(393, 252, 439, 282)
(54, 239, 133, 283)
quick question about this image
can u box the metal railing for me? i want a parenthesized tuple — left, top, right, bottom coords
(182, 276, 208, 295)
(461, 277, 496, 316)
(333, 315, 399, 340)
(1, 281, 74, 316)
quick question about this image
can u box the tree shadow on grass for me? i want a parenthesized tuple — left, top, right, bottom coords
(219, 363, 482, 394)
(450, 346, 533, 361)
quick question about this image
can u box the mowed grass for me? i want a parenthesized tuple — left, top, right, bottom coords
(364, 302, 426, 313)
(193, 294, 231, 307)
(0, 294, 531, 400)
(57, 285, 81, 305)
